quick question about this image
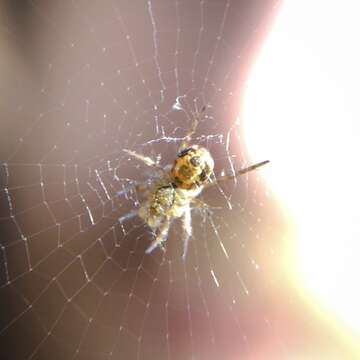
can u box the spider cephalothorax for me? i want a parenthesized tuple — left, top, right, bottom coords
(121, 107, 269, 259)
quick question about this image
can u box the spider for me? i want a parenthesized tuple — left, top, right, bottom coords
(120, 106, 269, 259)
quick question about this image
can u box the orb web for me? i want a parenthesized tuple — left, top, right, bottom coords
(0, 1, 283, 359)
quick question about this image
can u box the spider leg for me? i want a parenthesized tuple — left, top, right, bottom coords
(181, 207, 192, 260)
(145, 217, 171, 254)
(205, 160, 270, 188)
(118, 210, 138, 225)
(191, 198, 214, 216)
(123, 149, 165, 173)
(178, 105, 206, 151)
(117, 180, 150, 198)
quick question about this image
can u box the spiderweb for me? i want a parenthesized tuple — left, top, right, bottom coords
(0, 1, 296, 359)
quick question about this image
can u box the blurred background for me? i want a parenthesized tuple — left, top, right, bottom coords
(1, 0, 359, 359)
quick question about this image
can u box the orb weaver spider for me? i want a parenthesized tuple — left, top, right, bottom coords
(120, 106, 269, 259)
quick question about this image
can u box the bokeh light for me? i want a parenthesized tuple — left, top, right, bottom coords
(244, 0, 360, 340)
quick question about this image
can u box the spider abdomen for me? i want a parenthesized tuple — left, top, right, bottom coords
(171, 145, 214, 189)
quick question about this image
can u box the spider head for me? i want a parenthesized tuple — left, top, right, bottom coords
(171, 145, 214, 189)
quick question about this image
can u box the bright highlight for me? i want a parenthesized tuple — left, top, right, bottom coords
(243, 0, 360, 337)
